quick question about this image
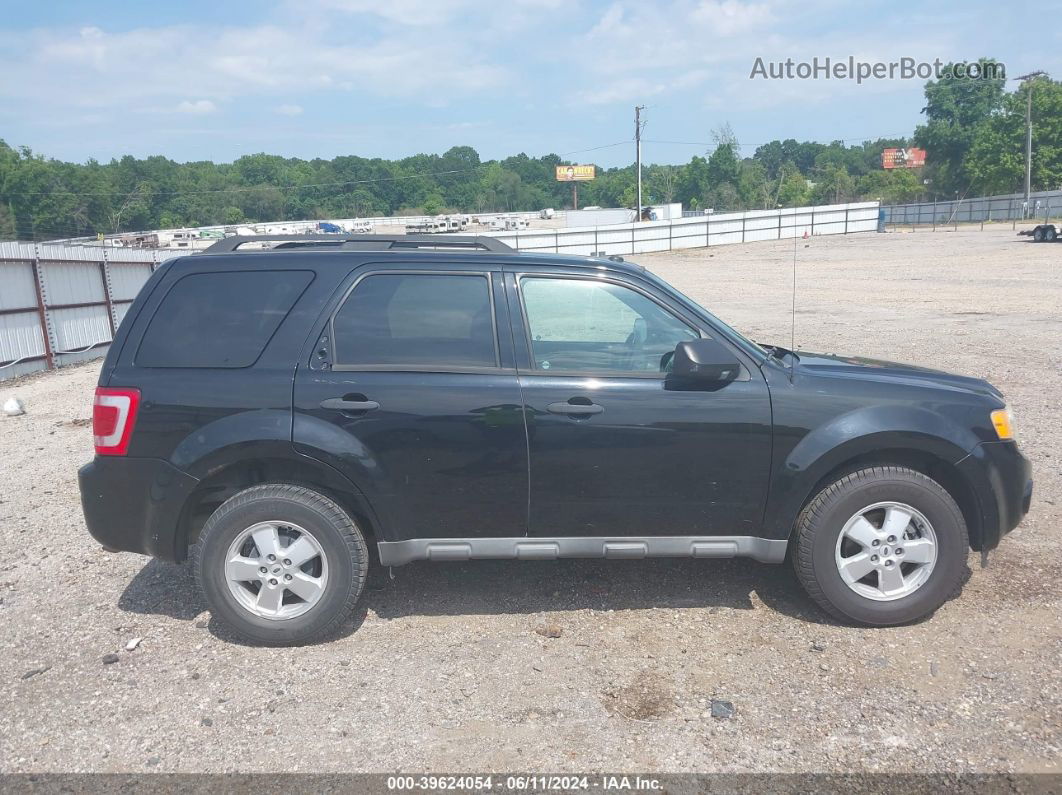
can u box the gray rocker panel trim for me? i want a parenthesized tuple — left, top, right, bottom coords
(376, 536, 788, 566)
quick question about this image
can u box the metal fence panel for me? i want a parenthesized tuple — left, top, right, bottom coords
(0, 311, 45, 364)
(50, 305, 111, 352)
(0, 261, 37, 311)
(40, 261, 106, 306)
(107, 262, 154, 301)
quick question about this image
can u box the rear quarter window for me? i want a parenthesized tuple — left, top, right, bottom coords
(136, 270, 313, 368)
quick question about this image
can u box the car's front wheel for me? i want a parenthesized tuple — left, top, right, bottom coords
(792, 466, 968, 625)
(194, 483, 368, 645)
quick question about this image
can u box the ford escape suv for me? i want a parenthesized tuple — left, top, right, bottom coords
(79, 234, 1032, 645)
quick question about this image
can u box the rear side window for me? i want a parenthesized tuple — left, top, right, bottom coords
(332, 273, 496, 368)
(136, 270, 313, 368)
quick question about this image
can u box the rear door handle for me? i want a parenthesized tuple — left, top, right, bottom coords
(320, 396, 380, 412)
(547, 401, 603, 416)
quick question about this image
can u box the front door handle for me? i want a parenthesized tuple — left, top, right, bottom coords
(547, 400, 603, 416)
(320, 396, 380, 412)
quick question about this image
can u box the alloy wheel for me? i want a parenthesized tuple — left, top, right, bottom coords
(224, 521, 329, 620)
(834, 501, 938, 601)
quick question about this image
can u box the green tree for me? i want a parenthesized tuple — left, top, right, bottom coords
(777, 171, 810, 207)
(966, 76, 1062, 194)
(913, 58, 1007, 194)
(856, 169, 923, 204)
(706, 126, 741, 190)
(810, 165, 855, 204)
(676, 155, 710, 207)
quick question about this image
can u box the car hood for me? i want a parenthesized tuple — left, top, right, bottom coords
(782, 348, 1003, 400)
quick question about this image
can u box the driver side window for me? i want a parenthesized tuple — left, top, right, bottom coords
(520, 276, 699, 373)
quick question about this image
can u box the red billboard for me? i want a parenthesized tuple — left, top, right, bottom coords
(882, 148, 926, 169)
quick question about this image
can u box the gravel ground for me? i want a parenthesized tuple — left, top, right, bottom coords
(0, 226, 1059, 774)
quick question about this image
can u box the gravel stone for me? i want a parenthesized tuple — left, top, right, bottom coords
(710, 700, 735, 719)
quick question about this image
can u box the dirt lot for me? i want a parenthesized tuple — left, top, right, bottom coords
(1, 226, 1059, 774)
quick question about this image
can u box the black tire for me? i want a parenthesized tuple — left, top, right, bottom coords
(193, 483, 368, 646)
(792, 466, 968, 626)
(1046, 227, 1058, 242)
(1033, 226, 1045, 242)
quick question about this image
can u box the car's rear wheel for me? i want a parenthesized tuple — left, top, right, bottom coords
(792, 466, 968, 625)
(1046, 226, 1058, 242)
(194, 484, 368, 645)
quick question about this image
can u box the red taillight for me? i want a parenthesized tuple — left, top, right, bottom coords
(93, 387, 141, 456)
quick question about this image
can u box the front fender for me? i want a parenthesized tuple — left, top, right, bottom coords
(763, 404, 980, 539)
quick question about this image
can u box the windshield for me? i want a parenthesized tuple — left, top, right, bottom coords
(639, 268, 769, 360)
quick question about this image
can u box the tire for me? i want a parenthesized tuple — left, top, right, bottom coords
(792, 466, 968, 626)
(1046, 227, 1058, 242)
(194, 483, 368, 646)
(1033, 227, 1045, 242)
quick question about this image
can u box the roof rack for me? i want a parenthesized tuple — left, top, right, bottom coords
(202, 234, 515, 255)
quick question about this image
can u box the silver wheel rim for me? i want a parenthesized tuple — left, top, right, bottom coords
(834, 501, 938, 602)
(224, 521, 329, 620)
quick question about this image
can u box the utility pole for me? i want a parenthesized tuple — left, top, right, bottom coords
(1015, 71, 1047, 217)
(635, 106, 645, 221)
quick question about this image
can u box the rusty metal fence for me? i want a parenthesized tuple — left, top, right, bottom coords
(0, 242, 162, 381)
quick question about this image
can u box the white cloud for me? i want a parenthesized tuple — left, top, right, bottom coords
(176, 99, 217, 114)
(0, 21, 508, 112)
(304, 0, 564, 30)
(307, 0, 473, 27)
(569, 0, 976, 110)
(275, 103, 303, 116)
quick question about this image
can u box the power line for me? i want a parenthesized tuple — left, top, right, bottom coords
(558, 140, 631, 156)
(643, 133, 911, 149)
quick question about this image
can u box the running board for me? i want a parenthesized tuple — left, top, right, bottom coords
(376, 536, 787, 566)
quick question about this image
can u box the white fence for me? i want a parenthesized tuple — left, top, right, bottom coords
(1, 200, 879, 382)
(492, 201, 880, 256)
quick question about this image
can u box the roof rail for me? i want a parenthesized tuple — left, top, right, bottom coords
(202, 234, 515, 254)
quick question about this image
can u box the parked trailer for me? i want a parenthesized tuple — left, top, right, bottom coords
(1021, 224, 1060, 242)
(406, 215, 468, 234)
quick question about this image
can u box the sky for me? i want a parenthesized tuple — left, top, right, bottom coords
(0, 0, 1057, 168)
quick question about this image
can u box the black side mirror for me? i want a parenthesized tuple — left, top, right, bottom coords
(669, 338, 741, 383)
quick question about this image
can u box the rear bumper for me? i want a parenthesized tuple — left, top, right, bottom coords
(957, 440, 1032, 552)
(78, 457, 199, 562)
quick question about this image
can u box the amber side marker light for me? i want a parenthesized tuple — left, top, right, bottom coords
(990, 408, 1014, 440)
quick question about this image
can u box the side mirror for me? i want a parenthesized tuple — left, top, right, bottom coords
(669, 338, 741, 383)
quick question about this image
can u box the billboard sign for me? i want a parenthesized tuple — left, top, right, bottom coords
(881, 148, 926, 169)
(556, 164, 596, 181)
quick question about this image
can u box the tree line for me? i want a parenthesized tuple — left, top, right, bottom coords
(1, 59, 1058, 241)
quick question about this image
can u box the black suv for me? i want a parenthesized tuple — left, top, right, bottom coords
(79, 234, 1032, 645)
